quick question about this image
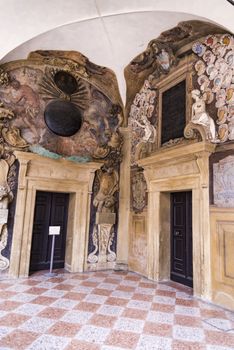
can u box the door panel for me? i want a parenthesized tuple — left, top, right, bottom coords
(30, 191, 69, 272)
(171, 191, 193, 287)
(49, 193, 69, 265)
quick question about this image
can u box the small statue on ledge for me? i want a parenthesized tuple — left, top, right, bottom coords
(191, 89, 219, 143)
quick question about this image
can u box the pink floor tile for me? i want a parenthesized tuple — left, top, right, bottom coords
(32, 295, 56, 305)
(0, 290, 17, 299)
(151, 302, 175, 313)
(105, 297, 128, 306)
(0, 300, 22, 311)
(205, 329, 234, 347)
(172, 340, 206, 349)
(27, 286, 47, 295)
(0, 269, 233, 350)
(65, 339, 101, 349)
(63, 291, 86, 300)
(174, 314, 202, 327)
(0, 312, 29, 327)
(122, 307, 148, 320)
(0, 329, 39, 349)
(132, 293, 154, 302)
(75, 301, 100, 312)
(47, 320, 81, 337)
(53, 283, 74, 291)
(38, 306, 67, 319)
(105, 329, 140, 349)
(81, 281, 99, 288)
(144, 321, 172, 337)
(89, 313, 117, 328)
(93, 288, 112, 296)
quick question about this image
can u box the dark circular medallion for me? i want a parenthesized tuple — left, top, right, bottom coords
(54, 71, 78, 95)
(44, 100, 83, 137)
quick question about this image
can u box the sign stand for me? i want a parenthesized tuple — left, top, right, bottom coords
(45, 226, 60, 277)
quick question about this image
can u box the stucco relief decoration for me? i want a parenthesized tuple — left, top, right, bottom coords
(130, 38, 177, 76)
(88, 164, 119, 267)
(131, 171, 147, 213)
(190, 89, 219, 142)
(213, 155, 234, 207)
(192, 34, 234, 143)
(129, 76, 157, 165)
(0, 69, 28, 270)
(0, 51, 123, 163)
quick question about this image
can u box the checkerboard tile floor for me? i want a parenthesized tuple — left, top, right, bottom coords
(0, 270, 234, 349)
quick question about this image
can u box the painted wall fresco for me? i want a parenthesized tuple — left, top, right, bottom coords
(0, 51, 123, 272)
(0, 66, 122, 160)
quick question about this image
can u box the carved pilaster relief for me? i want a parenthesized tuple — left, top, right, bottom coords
(129, 214, 147, 275)
(131, 170, 147, 213)
(88, 166, 119, 267)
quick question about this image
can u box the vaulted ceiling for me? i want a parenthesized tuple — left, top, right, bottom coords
(0, 0, 233, 102)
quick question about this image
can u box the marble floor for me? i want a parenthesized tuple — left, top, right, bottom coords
(0, 269, 234, 350)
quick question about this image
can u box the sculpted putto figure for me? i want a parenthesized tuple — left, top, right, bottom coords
(191, 89, 219, 143)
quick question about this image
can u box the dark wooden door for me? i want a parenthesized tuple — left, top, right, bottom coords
(30, 191, 69, 272)
(171, 191, 193, 287)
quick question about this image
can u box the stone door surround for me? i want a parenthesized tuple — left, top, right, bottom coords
(138, 141, 216, 300)
(9, 151, 102, 278)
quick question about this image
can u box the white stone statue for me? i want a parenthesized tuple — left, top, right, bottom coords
(134, 115, 156, 142)
(191, 89, 219, 143)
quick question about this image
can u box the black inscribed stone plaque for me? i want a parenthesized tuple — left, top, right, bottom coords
(161, 80, 186, 144)
(44, 100, 82, 137)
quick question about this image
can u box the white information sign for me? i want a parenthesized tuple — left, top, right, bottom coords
(49, 226, 60, 235)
